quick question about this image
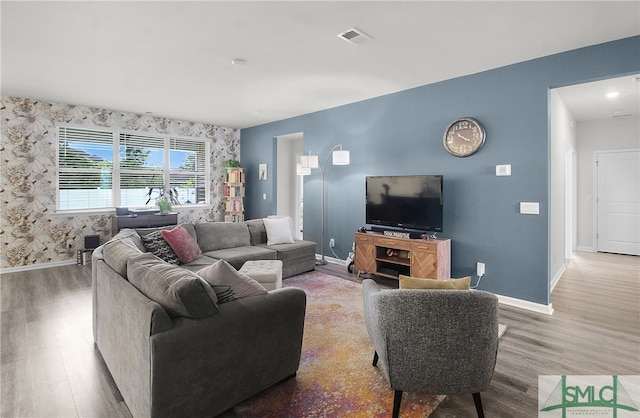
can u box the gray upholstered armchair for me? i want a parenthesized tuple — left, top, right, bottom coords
(362, 279, 499, 418)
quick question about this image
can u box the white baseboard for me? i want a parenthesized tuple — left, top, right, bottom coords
(1, 259, 77, 274)
(550, 264, 566, 293)
(316, 254, 346, 265)
(496, 294, 554, 315)
(576, 246, 595, 252)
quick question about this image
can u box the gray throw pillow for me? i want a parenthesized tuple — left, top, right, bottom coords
(127, 253, 218, 318)
(197, 260, 267, 304)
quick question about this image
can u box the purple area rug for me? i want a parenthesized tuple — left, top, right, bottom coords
(231, 271, 445, 417)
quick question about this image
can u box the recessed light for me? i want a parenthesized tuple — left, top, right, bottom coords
(231, 58, 247, 66)
(606, 92, 619, 98)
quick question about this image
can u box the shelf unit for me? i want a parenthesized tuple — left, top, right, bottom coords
(354, 232, 450, 280)
(224, 167, 245, 222)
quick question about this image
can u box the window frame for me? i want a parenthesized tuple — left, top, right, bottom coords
(55, 124, 212, 213)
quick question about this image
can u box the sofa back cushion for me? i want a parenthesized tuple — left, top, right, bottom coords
(102, 232, 145, 277)
(195, 222, 251, 252)
(245, 219, 267, 245)
(127, 253, 218, 318)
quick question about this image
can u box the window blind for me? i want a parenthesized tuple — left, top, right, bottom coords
(58, 126, 114, 210)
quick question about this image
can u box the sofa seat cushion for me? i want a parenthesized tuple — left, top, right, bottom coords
(195, 222, 251, 252)
(203, 246, 277, 270)
(260, 240, 317, 261)
(127, 253, 219, 319)
(180, 254, 220, 272)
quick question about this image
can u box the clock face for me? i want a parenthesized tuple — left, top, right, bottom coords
(443, 118, 486, 157)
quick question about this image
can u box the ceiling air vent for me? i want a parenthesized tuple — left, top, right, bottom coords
(337, 27, 372, 46)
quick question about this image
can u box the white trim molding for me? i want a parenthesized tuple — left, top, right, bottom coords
(550, 263, 566, 293)
(496, 294, 554, 315)
(1, 259, 77, 275)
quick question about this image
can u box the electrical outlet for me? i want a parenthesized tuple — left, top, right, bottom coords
(477, 262, 485, 277)
(329, 238, 335, 248)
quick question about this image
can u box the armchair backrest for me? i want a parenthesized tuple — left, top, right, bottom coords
(362, 279, 499, 395)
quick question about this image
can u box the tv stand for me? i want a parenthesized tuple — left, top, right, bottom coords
(354, 232, 450, 280)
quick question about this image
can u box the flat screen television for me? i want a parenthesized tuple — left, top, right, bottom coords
(365, 175, 443, 232)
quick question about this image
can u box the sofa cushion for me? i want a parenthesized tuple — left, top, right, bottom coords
(108, 228, 146, 251)
(399, 275, 471, 289)
(102, 238, 144, 278)
(197, 260, 266, 304)
(179, 223, 198, 241)
(195, 222, 251, 252)
(261, 240, 317, 261)
(161, 225, 202, 263)
(245, 219, 267, 246)
(181, 255, 220, 273)
(127, 253, 218, 318)
(203, 246, 277, 270)
(263, 217, 295, 245)
(140, 230, 180, 264)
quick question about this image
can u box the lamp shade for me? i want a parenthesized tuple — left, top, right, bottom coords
(332, 149, 350, 165)
(301, 154, 319, 169)
(296, 163, 311, 176)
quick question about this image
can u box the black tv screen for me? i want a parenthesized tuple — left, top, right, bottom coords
(366, 175, 443, 232)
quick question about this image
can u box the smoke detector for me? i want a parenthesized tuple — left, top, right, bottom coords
(337, 27, 372, 46)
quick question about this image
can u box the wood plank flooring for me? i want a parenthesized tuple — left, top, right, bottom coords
(1, 251, 638, 417)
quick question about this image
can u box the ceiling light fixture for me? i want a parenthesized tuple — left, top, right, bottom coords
(231, 58, 246, 66)
(606, 92, 619, 98)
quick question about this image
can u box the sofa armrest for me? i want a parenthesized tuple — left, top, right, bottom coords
(148, 287, 307, 418)
(93, 259, 174, 418)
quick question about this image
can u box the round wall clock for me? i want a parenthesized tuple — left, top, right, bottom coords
(443, 117, 486, 157)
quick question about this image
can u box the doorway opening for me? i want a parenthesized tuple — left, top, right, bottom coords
(276, 133, 304, 240)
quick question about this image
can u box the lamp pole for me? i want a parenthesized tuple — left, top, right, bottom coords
(317, 144, 347, 265)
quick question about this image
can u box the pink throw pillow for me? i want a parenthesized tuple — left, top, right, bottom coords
(161, 225, 202, 264)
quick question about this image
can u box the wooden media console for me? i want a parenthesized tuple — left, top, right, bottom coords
(354, 232, 450, 280)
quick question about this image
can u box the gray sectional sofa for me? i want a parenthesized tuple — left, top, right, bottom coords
(91, 218, 316, 417)
(134, 218, 316, 278)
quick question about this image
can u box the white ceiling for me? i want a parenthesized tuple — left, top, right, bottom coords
(2, 1, 639, 129)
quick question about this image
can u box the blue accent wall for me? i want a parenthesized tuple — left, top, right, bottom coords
(241, 36, 640, 306)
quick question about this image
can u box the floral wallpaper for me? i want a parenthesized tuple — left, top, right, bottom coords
(0, 96, 240, 269)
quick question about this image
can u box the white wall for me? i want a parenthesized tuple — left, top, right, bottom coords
(576, 116, 640, 251)
(550, 90, 577, 286)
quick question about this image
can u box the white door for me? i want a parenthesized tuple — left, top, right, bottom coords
(596, 150, 640, 255)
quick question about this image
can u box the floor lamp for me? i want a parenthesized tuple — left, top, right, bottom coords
(297, 145, 350, 265)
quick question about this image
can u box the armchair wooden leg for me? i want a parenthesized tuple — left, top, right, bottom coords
(372, 351, 379, 367)
(472, 392, 485, 418)
(392, 390, 403, 418)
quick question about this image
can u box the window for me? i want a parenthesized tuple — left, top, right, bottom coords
(57, 126, 210, 211)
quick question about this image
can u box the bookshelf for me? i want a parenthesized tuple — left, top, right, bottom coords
(224, 167, 245, 222)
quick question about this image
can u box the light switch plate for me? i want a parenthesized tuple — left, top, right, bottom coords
(520, 202, 539, 214)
